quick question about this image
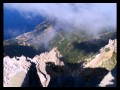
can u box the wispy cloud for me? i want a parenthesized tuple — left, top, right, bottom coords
(4, 3, 116, 34)
(4, 3, 116, 46)
(4, 28, 26, 39)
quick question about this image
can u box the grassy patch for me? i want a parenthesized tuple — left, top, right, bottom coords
(50, 31, 93, 63)
(105, 47, 110, 52)
(100, 52, 117, 71)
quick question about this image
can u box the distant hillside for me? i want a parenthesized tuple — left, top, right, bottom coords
(4, 20, 116, 63)
(50, 31, 116, 63)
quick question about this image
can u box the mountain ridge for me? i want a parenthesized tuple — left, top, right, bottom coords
(3, 20, 117, 87)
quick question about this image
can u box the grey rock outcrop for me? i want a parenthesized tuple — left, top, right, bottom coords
(84, 39, 117, 68)
(79, 39, 117, 87)
(3, 47, 64, 87)
(98, 65, 116, 87)
(33, 47, 64, 87)
(3, 55, 31, 87)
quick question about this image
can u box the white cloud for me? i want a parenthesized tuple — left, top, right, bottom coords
(4, 3, 116, 35)
(6, 28, 26, 38)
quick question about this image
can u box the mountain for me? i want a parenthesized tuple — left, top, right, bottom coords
(3, 20, 117, 87)
(3, 39, 117, 87)
(4, 7, 45, 40)
(4, 20, 116, 62)
(4, 20, 55, 59)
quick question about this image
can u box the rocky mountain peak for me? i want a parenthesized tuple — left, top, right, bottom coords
(3, 47, 64, 87)
(84, 39, 117, 69)
(3, 55, 31, 87)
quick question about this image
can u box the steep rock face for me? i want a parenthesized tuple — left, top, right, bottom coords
(84, 39, 117, 69)
(4, 20, 54, 48)
(73, 39, 117, 87)
(3, 47, 64, 87)
(98, 65, 116, 87)
(3, 55, 31, 87)
(98, 72, 115, 87)
(33, 47, 64, 87)
(3, 20, 54, 48)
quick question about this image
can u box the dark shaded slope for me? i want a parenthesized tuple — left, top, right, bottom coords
(106, 65, 117, 87)
(73, 31, 116, 54)
(4, 44, 46, 58)
(46, 62, 109, 87)
(28, 62, 42, 87)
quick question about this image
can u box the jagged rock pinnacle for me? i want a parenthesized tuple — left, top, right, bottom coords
(3, 47, 64, 87)
(3, 55, 31, 87)
(33, 47, 64, 87)
(84, 39, 117, 69)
